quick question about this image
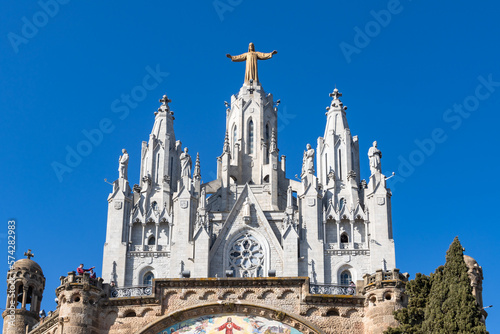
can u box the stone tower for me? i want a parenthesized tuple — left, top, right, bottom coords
(55, 271, 105, 334)
(316, 88, 396, 285)
(102, 94, 180, 286)
(362, 269, 408, 334)
(2, 250, 45, 334)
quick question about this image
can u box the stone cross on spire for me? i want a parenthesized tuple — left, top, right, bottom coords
(24, 249, 34, 260)
(329, 88, 342, 100)
(157, 94, 172, 114)
(160, 94, 171, 106)
(329, 88, 345, 109)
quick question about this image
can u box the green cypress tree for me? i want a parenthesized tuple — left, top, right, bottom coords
(384, 273, 431, 334)
(385, 237, 487, 334)
(421, 237, 487, 333)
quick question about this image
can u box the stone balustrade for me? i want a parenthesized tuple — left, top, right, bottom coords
(59, 271, 104, 289)
(310, 283, 356, 296)
(362, 268, 408, 293)
(110, 285, 153, 298)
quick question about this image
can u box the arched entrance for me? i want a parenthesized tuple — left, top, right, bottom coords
(134, 303, 323, 334)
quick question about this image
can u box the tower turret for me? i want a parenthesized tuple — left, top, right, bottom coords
(55, 271, 105, 333)
(317, 88, 361, 209)
(2, 250, 45, 334)
(102, 94, 181, 287)
(362, 269, 408, 334)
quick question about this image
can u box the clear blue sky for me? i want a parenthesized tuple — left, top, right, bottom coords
(1, 0, 499, 331)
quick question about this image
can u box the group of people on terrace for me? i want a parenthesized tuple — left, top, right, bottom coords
(77, 264, 96, 279)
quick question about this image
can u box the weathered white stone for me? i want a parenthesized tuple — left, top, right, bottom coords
(101, 82, 396, 291)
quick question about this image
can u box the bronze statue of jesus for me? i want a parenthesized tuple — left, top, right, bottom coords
(226, 43, 277, 84)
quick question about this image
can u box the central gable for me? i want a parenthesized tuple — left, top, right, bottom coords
(209, 184, 284, 277)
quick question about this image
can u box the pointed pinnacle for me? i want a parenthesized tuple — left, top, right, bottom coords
(223, 131, 230, 154)
(193, 153, 201, 178)
(270, 128, 278, 153)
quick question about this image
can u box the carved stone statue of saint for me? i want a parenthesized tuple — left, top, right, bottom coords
(180, 147, 192, 178)
(368, 141, 382, 175)
(227, 43, 277, 84)
(200, 187, 206, 209)
(118, 149, 129, 179)
(243, 197, 251, 218)
(287, 185, 293, 208)
(302, 144, 315, 175)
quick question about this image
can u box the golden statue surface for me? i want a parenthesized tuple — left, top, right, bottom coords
(226, 43, 277, 84)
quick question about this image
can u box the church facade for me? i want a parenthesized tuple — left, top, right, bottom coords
(4, 45, 411, 334)
(102, 44, 396, 287)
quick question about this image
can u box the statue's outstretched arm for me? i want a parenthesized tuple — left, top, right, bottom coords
(256, 50, 277, 60)
(227, 53, 247, 62)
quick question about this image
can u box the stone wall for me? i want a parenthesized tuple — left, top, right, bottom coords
(27, 274, 408, 334)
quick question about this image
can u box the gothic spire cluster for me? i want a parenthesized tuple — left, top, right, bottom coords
(102, 46, 395, 300)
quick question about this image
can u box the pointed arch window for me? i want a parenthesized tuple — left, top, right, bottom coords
(147, 236, 155, 246)
(340, 270, 352, 286)
(143, 272, 154, 285)
(264, 123, 270, 164)
(340, 232, 349, 243)
(248, 120, 254, 154)
(233, 125, 237, 149)
(339, 198, 345, 211)
(338, 149, 343, 180)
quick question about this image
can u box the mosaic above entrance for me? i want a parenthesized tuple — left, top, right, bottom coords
(158, 313, 304, 334)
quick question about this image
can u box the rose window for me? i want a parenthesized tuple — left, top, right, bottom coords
(228, 233, 264, 277)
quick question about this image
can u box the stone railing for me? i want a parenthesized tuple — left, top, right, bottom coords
(362, 268, 408, 293)
(310, 283, 356, 296)
(60, 271, 104, 289)
(339, 242, 366, 249)
(110, 285, 153, 298)
(132, 245, 163, 251)
(29, 310, 60, 334)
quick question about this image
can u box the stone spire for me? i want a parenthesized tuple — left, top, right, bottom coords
(270, 128, 278, 153)
(317, 87, 358, 188)
(103, 93, 179, 287)
(222, 131, 230, 155)
(221, 52, 281, 185)
(193, 153, 201, 180)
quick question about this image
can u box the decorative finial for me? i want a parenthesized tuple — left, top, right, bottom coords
(223, 131, 230, 154)
(329, 88, 342, 100)
(157, 94, 173, 115)
(270, 128, 278, 153)
(329, 88, 346, 110)
(193, 153, 201, 179)
(160, 94, 171, 105)
(24, 249, 34, 260)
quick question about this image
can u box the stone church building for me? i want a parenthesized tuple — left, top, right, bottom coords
(2, 44, 485, 334)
